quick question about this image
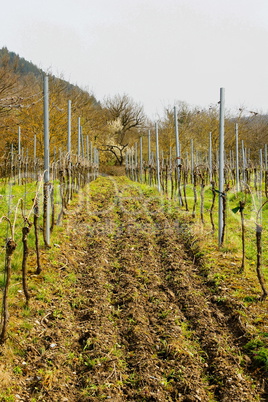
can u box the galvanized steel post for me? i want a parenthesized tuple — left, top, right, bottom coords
(259, 148, 263, 223)
(209, 131, 212, 182)
(18, 126, 21, 155)
(44, 76, 50, 184)
(140, 136, 143, 182)
(43, 75, 50, 246)
(218, 88, 225, 247)
(235, 123, 239, 192)
(155, 122, 161, 192)
(191, 139, 194, 184)
(34, 134, 37, 162)
(174, 106, 182, 203)
(148, 130, 151, 165)
(86, 135, 89, 160)
(148, 130, 151, 185)
(77, 117, 81, 156)
(67, 100, 71, 154)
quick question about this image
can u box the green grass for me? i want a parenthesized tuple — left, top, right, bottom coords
(155, 181, 268, 277)
(0, 179, 65, 284)
(244, 338, 268, 369)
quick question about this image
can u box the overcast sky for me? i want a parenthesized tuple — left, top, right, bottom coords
(1, 0, 268, 118)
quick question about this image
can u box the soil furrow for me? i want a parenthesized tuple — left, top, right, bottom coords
(18, 176, 265, 402)
(108, 214, 211, 401)
(74, 177, 214, 400)
(72, 176, 261, 401)
(7, 176, 264, 401)
(149, 208, 261, 401)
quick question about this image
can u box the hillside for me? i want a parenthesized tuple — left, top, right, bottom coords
(0, 47, 99, 104)
(0, 47, 43, 77)
(1, 176, 267, 401)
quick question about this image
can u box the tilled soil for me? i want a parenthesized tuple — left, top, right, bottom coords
(11, 176, 266, 401)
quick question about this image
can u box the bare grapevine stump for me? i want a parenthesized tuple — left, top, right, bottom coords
(256, 223, 267, 301)
(0, 239, 17, 344)
(22, 226, 31, 305)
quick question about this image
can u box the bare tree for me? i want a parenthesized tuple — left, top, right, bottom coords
(101, 94, 147, 165)
(0, 52, 21, 117)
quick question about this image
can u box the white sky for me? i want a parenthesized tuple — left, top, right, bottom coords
(1, 0, 268, 118)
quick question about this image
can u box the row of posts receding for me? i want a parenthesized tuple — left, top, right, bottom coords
(125, 88, 267, 246)
(2, 76, 100, 246)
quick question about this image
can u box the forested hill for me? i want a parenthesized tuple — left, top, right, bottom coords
(0, 46, 267, 167)
(0, 46, 99, 104)
(0, 46, 43, 77)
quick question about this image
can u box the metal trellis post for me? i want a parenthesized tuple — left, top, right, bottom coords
(43, 75, 50, 246)
(218, 87, 225, 247)
(155, 122, 161, 192)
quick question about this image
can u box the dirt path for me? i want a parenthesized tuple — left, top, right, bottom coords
(16, 176, 265, 401)
(67, 176, 263, 401)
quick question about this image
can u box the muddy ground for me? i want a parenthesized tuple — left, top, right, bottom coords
(5, 176, 268, 401)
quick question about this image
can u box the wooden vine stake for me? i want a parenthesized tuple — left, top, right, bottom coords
(220, 191, 226, 246)
(20, 198, 32, 306)
(22, 223, 31, 306)
(210, 181, 216, 232)
(199, 169, 205, 225)
(192, 170, 197, 218)
(183, 167, 189, 211)
(50, 184, 55, 233)
(0, 219, 17, 345)
(232, 201, 246, 272)
(43, 182, 50, 248)
(220, 184, 230, 246)
(255, 200, 268, 301)
(34, 196, 41, 274)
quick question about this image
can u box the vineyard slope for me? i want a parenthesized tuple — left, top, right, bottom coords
(1, 176, 267, 402)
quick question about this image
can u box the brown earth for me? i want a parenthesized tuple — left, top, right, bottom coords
(2, 176, 267, 401)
